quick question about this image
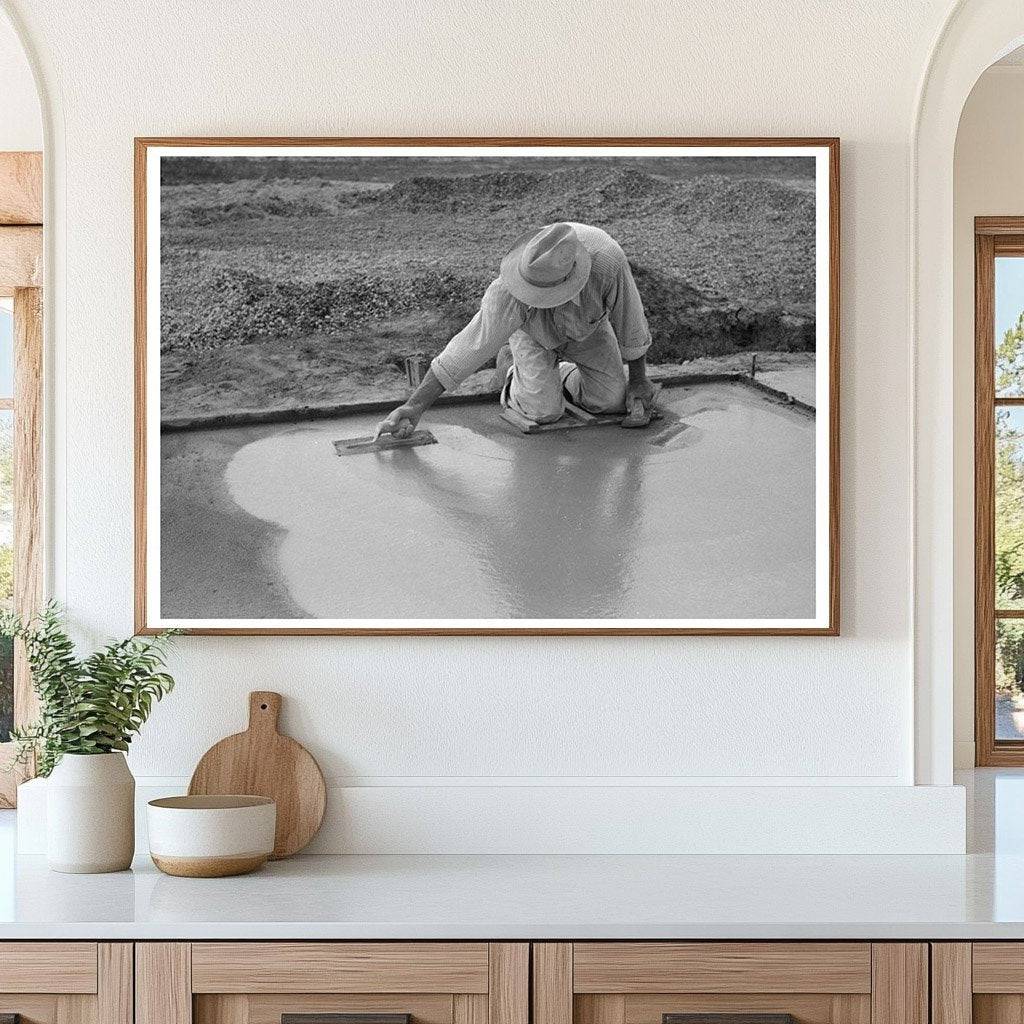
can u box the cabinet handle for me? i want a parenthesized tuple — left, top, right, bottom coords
(283, 1016, 411, 1024)
(664, 1016, 796, 1024)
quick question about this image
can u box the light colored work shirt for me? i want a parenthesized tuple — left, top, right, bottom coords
(430, 223, 652, 391)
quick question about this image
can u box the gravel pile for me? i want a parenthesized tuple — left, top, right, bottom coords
(161, 164, 816, 363)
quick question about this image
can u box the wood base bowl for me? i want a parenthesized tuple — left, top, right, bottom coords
(147, 795, 276, 878)
(150, 853, 269, 878)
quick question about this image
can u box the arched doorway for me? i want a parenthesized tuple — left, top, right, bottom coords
(914, 0, 1024, 784)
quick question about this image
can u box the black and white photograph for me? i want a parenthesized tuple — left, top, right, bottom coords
(137, 140, 838, 634)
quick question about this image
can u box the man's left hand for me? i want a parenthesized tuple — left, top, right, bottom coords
(626, 376, 656, 408)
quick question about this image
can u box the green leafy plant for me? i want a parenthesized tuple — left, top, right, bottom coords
(0, 603, 178, 777)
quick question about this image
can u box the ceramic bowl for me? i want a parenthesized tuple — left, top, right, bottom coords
(147, 795, 276, 877)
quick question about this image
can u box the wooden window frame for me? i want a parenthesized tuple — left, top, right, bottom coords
(975, 216, 1024, 765)
(0, 151, 43, 806)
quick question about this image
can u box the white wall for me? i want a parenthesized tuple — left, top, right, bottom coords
(0, 0, 972, 851)
(952, 65, 1024, 767)
(0, 8, 39, 151)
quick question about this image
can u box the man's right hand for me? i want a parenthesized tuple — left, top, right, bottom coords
(374, 367, 446, 440)
(375, 403, 422, 440)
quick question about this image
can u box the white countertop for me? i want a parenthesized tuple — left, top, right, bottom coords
(1, 769, 1021, 941)
(1, 849, 1023, 940)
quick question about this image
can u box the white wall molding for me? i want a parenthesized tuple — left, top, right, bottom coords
(17, 779, 967, 856)
(305, 783, 967, 854)
(955, 741, 976, 770)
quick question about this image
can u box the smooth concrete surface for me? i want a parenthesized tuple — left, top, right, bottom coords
(758, 368, 816, 406)
(162, 382, 816, 622)
(0, 769, 1014, 938)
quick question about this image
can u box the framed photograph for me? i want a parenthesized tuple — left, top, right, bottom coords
(135, 137, 839, 636)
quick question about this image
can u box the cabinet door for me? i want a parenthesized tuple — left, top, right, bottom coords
(936, 943, 1024, 1024)
(137, 943, 528, 1024)
(0, 942, 132, 1024)
(534, 943, 927, 1024)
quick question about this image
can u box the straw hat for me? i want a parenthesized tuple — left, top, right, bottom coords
(499, 223, 591, 308)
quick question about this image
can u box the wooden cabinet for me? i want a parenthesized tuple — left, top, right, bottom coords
(0, 942, 132, 1024)
(532, 943, 928, 1024)
(136, 943, 528, 1024)
(931, 943, 1024, 1024)
(0, 938, 951, 1024)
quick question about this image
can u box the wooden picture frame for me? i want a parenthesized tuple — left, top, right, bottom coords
(135, 136, 840, 637)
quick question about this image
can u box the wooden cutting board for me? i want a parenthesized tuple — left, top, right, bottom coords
(188, 691, 326, 859)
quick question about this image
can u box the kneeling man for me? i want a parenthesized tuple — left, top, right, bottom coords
(376, 222, 655, 438)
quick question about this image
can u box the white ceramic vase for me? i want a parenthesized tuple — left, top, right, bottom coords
(46, 752, 135, 873)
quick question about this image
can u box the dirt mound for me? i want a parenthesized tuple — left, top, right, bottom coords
(162, 180, 351, 226)
(588, 165, 676, 205)
(163, 168, 814, 251)
(369, 166, 809, 226)
(159, 162, 817, 413)
(674, 174, 811, 213)
(162, 258, 811, 365)
(372, 165, 679, 217)
(379, 171, 544, 211)
(633, 262, 814, 362)
(161, 265, 491, 355)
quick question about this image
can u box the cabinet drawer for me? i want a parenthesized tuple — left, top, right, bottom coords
(191, 943, 490, 993)
(139, 942, 528, 1024)
(0, 942, 130, 1024)
(534, 943, 925, 1024)
(973, 943, 1024, 992)
(572, 943, 872, 994)
(0, 942, 98, 993)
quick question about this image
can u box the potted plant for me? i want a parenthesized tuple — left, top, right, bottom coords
(2, 603, 177, 873)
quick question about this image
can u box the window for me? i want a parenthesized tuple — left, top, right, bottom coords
(0, 152, 42, 805)
(975, 220, 1024, 764)
(0, 299, 11, 745)
(0, 288, 40, 805)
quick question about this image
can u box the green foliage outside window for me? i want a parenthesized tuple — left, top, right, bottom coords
(996, 314, 1024, 695)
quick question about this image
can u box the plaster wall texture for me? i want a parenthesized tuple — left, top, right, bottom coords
(0, 0, 993, 852)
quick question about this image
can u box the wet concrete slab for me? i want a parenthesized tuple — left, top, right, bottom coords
(160, 381, 816, 621)
(758, 367, 816, 407)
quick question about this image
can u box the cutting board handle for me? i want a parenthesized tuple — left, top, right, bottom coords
(248, 691, 282, 734)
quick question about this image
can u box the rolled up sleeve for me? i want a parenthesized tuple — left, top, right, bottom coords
(431, 280, 526, 391)
(605, 257, 652, 361)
